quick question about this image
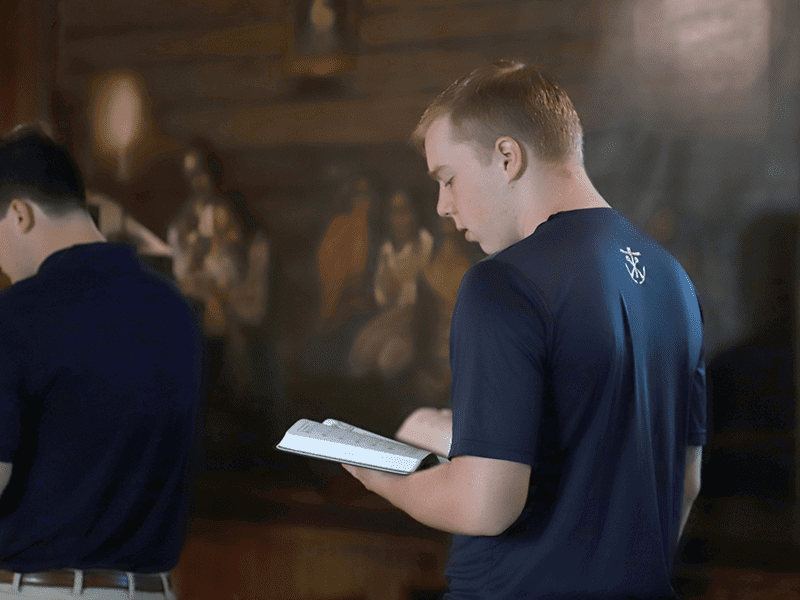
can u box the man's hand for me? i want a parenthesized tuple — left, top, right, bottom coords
(395, 407, 452, 456)
(341, 463, 402, 494)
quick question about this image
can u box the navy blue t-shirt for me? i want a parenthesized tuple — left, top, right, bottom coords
(0, 242, 203, 572)
(446, 208, 706, 600)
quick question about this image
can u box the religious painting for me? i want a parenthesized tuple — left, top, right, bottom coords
(293, 159, 484, 444)
(145, 140, 487, 473)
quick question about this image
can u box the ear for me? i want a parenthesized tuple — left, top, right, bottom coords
(8, 198, 36, 234)
(495, 136, 524, 182)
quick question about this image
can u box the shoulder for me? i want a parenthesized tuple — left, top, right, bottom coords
(616, 213, 702, 303)
(0, 277, 40, 315)
(116, 254, 202, 330)
(455, 258, 550, 328)
(460, 257, 541, 300)
(458, 258, 514, 299)
(147, 268, 201, 317)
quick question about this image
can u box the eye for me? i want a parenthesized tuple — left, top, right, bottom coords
(444, 178, 453, 188)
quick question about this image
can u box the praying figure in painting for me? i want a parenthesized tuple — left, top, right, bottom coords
(169, 148, 272, 345)
(168, 150, 246, 338)
(418, 216, 474, 397)
(168, 146, 285, 457)
(347, 190, 434, 379)
(316, 177, 374, 331)
(167, 149, 215, 305)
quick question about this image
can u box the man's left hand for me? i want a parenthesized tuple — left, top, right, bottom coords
(342, 463, 402, 494)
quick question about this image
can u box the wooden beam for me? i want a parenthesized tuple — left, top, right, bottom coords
(363, 0, 553, 10)
(359, 1, 596, 47)
(365, 0, 489, 8)
(154, 21, 290, 58)
(62, 0, 287, 40)
(61, 21, 290, 74)
(169, 93, 435, 145)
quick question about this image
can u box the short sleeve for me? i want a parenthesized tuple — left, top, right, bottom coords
(687, 352, 707, 447)
(449, 259, 550, 466)
(0, 330, 23, 462)
(687, 299, 707, 447)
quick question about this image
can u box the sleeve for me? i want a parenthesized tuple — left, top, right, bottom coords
(0, 331, 23, 463)
(687, 352, 707, 447)
(448, 259, 550, 467)
(687, 302, 707, 447)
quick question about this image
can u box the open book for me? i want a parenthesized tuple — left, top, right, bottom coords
(276, 418, 450, 475)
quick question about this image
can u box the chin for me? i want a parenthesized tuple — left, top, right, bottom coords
(477, 236, 499, 253)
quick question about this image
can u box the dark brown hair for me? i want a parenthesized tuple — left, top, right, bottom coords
(0, 123, 87, 218)
(411, 60, 583, 164)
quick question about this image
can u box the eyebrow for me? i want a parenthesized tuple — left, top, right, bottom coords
(427, 166, 446, 181)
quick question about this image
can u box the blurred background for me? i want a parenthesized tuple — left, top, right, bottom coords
(0, 0, 798, 598)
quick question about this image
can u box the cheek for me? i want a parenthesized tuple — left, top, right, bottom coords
(462, 179, 491, 224)
(470, 202, 490, 225)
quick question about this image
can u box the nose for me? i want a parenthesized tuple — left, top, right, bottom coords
(436, 187, 451, 218)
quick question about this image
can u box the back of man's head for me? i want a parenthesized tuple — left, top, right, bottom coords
(0, 124, 87, 219)
(412, 60, 583, 165)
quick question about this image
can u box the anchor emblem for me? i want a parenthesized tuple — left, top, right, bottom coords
(620, 247, 646, 284)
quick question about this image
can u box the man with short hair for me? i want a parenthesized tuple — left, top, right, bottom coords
(344, 61, 706, 599)
(0, 126, 204, 599)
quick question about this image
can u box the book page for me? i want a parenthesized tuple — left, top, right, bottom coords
(323, 419, 396, 443)
(325, 418, 450, 463)
(277, 419, 434, 474)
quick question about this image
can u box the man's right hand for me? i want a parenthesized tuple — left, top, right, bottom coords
(396, 407, 452, 456)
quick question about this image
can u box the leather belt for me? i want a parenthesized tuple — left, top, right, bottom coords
(0, 569, 169, 592)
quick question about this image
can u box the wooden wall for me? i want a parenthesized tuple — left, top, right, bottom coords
(54, 0, 799, 357)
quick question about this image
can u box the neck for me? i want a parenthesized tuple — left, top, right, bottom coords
(33, 212, 106, 272)
(519, 160, 608, 239)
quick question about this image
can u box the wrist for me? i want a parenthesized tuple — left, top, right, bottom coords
(367, 469, 401, 498)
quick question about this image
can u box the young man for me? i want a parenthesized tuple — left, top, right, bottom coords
(0, 126, 204, 599)
(343, 61, 706, 599)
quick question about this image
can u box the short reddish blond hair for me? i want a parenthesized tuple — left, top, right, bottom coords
(411, 60, 583, 164)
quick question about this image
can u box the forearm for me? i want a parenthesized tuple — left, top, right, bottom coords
(678, 489, 698, 542)
(367, 462, 490, 535)
(678, 446, 702, 543)
(348, 455, 529, 537)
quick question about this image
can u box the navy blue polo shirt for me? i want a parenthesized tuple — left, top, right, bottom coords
(446, 208, 706, 599)
(0, 242, 203, 572)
